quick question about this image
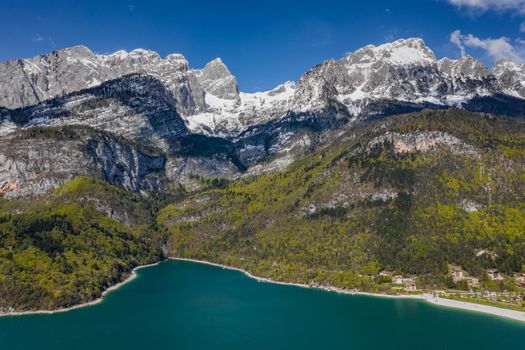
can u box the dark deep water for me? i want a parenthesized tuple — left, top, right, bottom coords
(1, 260, 524, 350)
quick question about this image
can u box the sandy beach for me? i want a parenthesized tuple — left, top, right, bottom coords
(426, 297, 525, 323)
(2, 257, 524, 324)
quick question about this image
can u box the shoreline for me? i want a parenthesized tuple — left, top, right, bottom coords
(171, 257, 425, 299)
(172, 257, 525, 323)
(2, 257, 524, 324)
(0, 261, 162, 318)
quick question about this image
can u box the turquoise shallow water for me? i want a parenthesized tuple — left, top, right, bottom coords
(1, 260, 524, 350)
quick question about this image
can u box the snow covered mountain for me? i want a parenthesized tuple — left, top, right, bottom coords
(2, 37, 525, 198)
(292, 38, 523, 118)
(0, 45, 203, 116)
(2, 37, 525, 140)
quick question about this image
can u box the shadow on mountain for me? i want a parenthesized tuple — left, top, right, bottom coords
(362, 100, 447, 121)
(234, 102, 348, 146)
(6, 74, 189, 138)
(3, 74, 252, 172)
(169, 134, 247, 172)
(463, 94, 525, 118)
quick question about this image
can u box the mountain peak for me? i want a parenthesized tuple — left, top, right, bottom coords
(166, 53, 187, 61)
(64, 45, 94, 54)
(128, 48, 161, 60)
(195, 57, 239, 100)
(346, 37, 436, 66)
(209, 57, 224, 64)
(494, 58, 523, 70)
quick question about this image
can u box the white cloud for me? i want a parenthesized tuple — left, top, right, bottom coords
(448, 0, 525, 14)
(450, 30, 525, 63)
(450, 30, 466, 56)
(31, 34, 56, 48)
(31, 34, 46, 42)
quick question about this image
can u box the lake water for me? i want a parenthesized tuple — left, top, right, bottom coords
(1, 260, 524, 350)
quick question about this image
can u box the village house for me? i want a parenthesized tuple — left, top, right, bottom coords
(402, 277, 417, 291)
(392, 275, 403, 284)
(404, 283, 417, 292)
(402, 277, 416, 285)
(451, 267, 465, 283)
(487, 269, 504, 281)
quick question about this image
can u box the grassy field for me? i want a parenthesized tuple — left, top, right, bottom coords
(443, 295, 525, 313)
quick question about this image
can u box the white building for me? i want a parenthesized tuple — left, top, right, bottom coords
(487, 269, 504, 281)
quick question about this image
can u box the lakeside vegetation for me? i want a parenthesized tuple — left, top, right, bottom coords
(0, 177, 167, 311)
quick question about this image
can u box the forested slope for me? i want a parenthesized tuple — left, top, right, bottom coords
(159, 109, 525, 292)
(0, 177, 167, 311)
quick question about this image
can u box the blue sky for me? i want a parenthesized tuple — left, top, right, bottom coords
(2, 0, 525, 91)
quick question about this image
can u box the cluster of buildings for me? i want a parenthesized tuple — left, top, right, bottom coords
(452, 267, 525, 289)
(376, 267, 525, 294)
(380, 272, 417, 292)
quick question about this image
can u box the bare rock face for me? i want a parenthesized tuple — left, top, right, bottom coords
(437, 56, 496, 97)
(0, 46, 102, 109)
(493, 59, 525, 98)
(292, 38, 516, 118)
(0, 127, 166, 198)
(193, 58, 240, 101)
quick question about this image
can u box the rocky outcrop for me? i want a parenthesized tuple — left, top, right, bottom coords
(193, 58, 240, 101)
(0, 127, 166, 198)
(368, 131, 478, 157)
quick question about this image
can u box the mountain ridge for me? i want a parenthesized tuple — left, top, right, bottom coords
(2, 38, 525, 198)
(2, 37, 525, 138)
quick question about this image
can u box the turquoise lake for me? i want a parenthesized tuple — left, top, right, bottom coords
(1, 260, 524, 349)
